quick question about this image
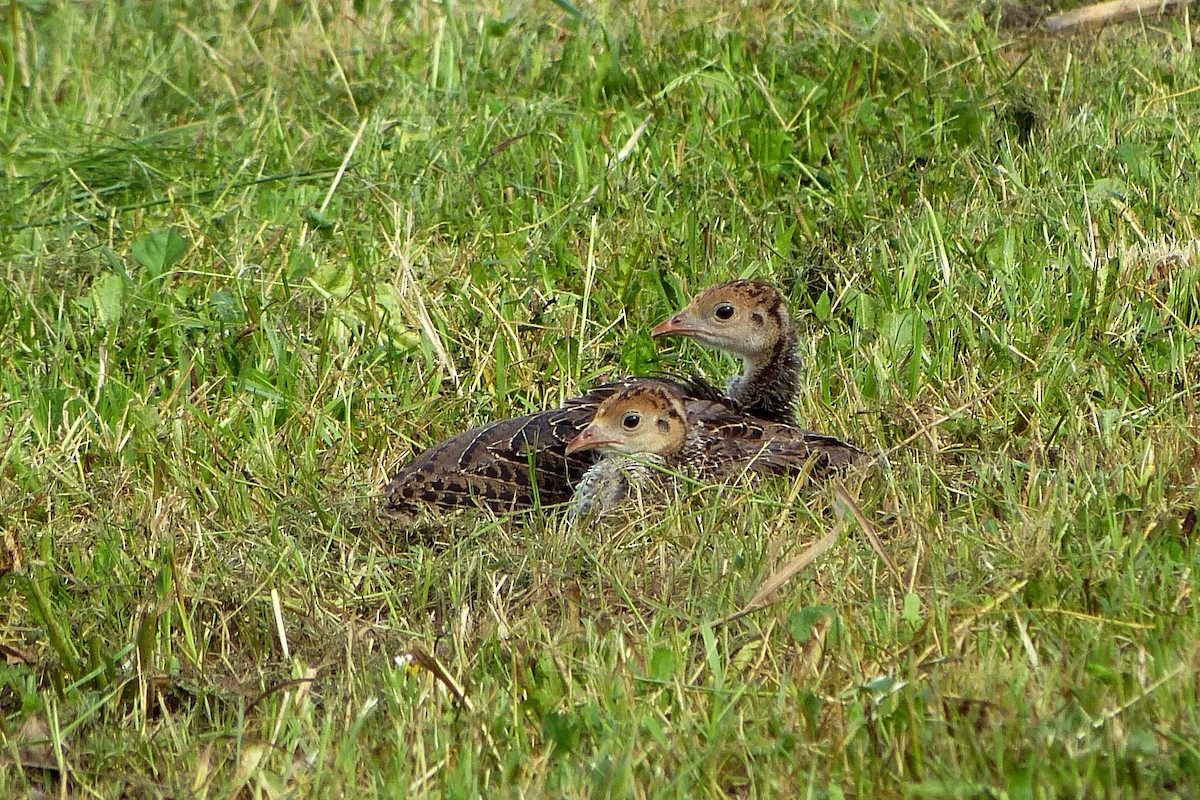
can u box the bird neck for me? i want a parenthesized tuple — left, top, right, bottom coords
(729, 327, 801, 422)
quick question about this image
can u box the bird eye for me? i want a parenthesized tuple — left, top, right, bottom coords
(622, 413, 641, 430)
(715, 303, 735, 321)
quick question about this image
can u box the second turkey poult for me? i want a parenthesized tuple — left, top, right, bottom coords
(652, 279, 802, 424)
(564, 380, 864, 520)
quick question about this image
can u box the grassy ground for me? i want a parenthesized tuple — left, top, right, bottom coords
(2, 0, 1199, 796)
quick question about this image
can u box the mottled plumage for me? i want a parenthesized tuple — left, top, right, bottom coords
(383, 377, 724, 518)
(565, 381, 865, 520)
(652, 280, 802, 424)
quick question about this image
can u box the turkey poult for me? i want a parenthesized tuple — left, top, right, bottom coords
(384, 280, 861, 520)
(652, 280, 802, 424)
(381, 377, 725, 519)
(564, 381, 864, 520)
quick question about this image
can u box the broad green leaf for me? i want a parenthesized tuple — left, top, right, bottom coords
(132, 229, 188, 279)
(814, 291, 832, 322)
(372, 286, 421, 349)
(311, 259, 353, 299)
(788, 605, 834, 644)
(304, 207, 336, 230)
(92, 273, 126, 328)
(648, 646, 676, 682)
(903, 593, 922, 626)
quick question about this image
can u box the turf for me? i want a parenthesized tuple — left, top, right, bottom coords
(2, 0, 1199, 796)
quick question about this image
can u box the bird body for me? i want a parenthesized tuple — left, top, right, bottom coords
(564, 381, 864, 520)
(384, 280, 866, 520)
(383, 376, 723, 517)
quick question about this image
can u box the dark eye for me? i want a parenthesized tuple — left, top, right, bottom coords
(622, 413, 641, 430)
(715, 303, 735, 321)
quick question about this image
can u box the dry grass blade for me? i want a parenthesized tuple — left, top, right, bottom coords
(389, 208, 460, 385)
(832, 483, 902, 588)
(882, 380, 1011, 460)
(1044, 0, 1191, 32)
(710, 480, 901, 629)
(245, 675, 320, 715)
(712, 516, 844, 629)
(405, 646, 473, 712)
(0, 528, 23, 578)
(318, 115, 369, 215)
(911, 579, 1029, 668)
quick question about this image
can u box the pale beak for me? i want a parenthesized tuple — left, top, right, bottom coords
(565, 426, 616, 455)
(651, 311, 698, 339)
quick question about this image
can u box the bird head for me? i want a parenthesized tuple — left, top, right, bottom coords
(651, 279, 794, 365)
(565, 383, 688, 458)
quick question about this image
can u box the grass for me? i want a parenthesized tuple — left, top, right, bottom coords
(2, 0, 1199, 796)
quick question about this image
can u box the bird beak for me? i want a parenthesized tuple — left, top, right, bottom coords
(651, 309, 699, 339)
(565, 425, 615, 455)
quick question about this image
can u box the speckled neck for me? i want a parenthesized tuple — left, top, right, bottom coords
(729, 323, 801, 423)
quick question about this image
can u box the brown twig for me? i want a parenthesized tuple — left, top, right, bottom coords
(711, 518, 844, 629)
(1044, 0, 1193, 33)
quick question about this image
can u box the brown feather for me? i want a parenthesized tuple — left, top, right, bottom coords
(383, 376, 724, 517)
(567, 381, 866, 519)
